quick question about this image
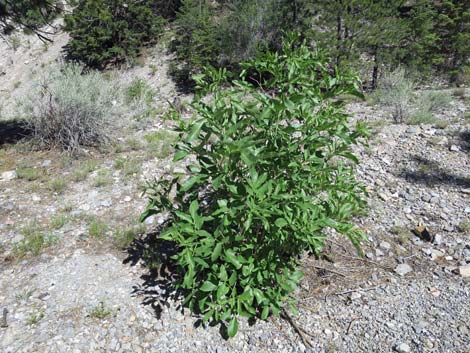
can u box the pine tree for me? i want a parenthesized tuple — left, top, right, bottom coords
(0, 0, 58, 37)
(64, 0, 165, 69)
(434, 0, 470, 76)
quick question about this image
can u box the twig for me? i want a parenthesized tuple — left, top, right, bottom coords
(322, 285, 381, 302)
(1, 308, 8, 328)
(333, 285, 381, 296)
(280, 309, 314, 348)
(346, 316, 359, 335)
(314, 266, 346, 277)
(339, 254, 395, 272)
(402, 253, 418, 261)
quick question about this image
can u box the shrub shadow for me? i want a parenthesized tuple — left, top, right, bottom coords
(124, 227, 183, 320)
(399, 155, 470, 187)
(0, 119, 31, 146)
(456, 130, 470, 152)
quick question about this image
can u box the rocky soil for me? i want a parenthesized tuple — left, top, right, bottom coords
(1, 28, 469, 353)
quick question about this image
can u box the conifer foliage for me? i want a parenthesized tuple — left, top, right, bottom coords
(64, 0, 165, 69)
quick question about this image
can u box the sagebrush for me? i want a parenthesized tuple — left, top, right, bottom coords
(142, 34, 368, 337)
(21, 63, 120, 152)
(373, 68, 415, 122)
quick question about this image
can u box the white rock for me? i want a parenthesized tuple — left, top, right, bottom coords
(101, 199, 112, 207)
(124, 196, 132, 202)
(395, 342, 411, 353)
(429, 249, 444, 261)
(378, 192, 390, 201)
(458, 264, 470, 278)
(144, 215, 155, 225)
(173, 167, 186, 174)
(350, 292, 362, 300)
(41, 160, 52, 167)
(380, 241, 391, 250)
(395, 263, 413, 276)
(449, 145, 459, 152)
(79, 204, 91, 211)
(1, 170, 17, 181)
(433, 233, 443, 245)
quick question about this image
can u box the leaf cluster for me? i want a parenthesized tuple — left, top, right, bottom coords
(142, 34, 368, 337)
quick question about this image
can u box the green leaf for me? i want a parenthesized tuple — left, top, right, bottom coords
(173, 150, 188, 162)
(185, 120, 204, 143)
(200, 281, 217, 292)
(217, 283, 229, 299)
(174, 211, 193, 224)
(224, 250, 242, 269)
(275, 218, 288, 228)
(189, 200, 199, 220)
(261, 306, 270, 320)
(227, 317, 238, 337)
(211, 243, 223, 262)
(180, 176, 200, 192)
(219, 265, 228, 281)
(203, 310, 214, 322)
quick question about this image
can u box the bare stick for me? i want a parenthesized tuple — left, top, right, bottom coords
(314, 265, 346, 277)
(280, 310, 314, 348)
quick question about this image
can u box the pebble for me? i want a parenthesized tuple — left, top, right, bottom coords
(350, 292, 362, 301)
(457, 265, 470, 278)
(101, 199, 113, 207)
(1, 170, 17, 181)
(380, 241, 391, 251)
(394, 342, 411, 353)
(433, 233, 443, 245)
(395, 264, 413, 276)
(378, 192, 390, 201)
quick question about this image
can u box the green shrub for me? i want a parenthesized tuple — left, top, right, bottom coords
(407, 91, 451, 126)
(415, 91, 451, 113)
(126, 79, 154, 104)
(373, 68, 415, 123)
(13, 223, 58, 258)
(88, 217, 108, 238)
(21, 63, 120, 153)
(218, 0, 296, 64)
(64, 0, 165, 69)
(170, 0, 300, 88)
(170, 0, 219, 88)
(141, 34, 368, 337)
